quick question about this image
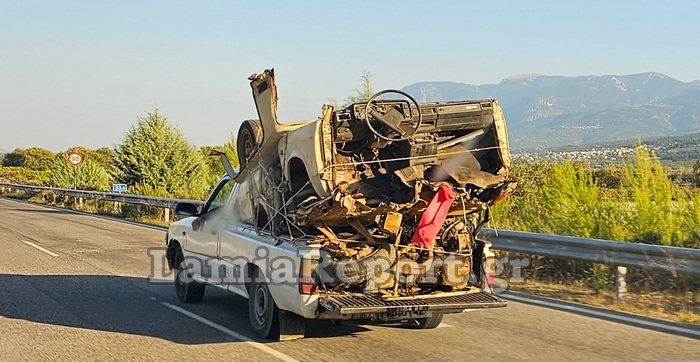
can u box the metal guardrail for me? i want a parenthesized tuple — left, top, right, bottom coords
(481, 229, 700, 275)
(2, 182, 699, 276)
(0, 182, 204, 208)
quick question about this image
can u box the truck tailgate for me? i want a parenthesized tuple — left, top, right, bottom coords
(319, 290, 506, 315)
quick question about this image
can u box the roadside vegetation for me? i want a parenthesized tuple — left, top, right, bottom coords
(491, 143, 699, 323)
(0, 106, 239, 197)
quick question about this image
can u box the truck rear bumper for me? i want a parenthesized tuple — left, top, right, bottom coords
(316, 290, 506, 320)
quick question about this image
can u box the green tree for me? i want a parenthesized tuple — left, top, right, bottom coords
(491, 161, 552, 232)
(201, 133, 240, 187)
(2, 147, 54, 171)
(70, 146, 116, 175)
(114, 106, 209, 199)
(540, 161, 600, 238)
(621, 143, 679, 245)
(200, 145, 225, 187)
(0, 167, 47, 185)
(49, 153, 111, 191)
(345, 69, 374, 104)
(2, 149, 24, 167)
(223, 133, 240, 169)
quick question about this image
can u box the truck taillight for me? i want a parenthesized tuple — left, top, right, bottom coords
(485, 259, 496, 288)
(299, 257, 318, 295)
(483, 243, 496, 290)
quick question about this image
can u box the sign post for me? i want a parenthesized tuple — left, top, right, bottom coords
(67, 151, 84, 190)
(112, 184, 127, 213)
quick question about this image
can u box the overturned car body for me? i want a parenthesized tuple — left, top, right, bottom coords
(234, 69, 516, 297)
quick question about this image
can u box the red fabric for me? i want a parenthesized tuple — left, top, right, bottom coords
(411, 183, 456, 249)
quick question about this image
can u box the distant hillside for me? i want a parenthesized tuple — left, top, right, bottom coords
(516, 132, 700, 167)
(402, 72, 700, 150)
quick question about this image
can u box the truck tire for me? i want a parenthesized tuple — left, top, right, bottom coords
(248, 269, 280, 339)
(173, 250, 205, 303)
(414, 313, 444, 329)
(237, 119, 263, 169)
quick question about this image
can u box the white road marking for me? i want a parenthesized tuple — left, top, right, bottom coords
(436, 323, 453, 328)
(161, 302, 299, 362)
(503, 293, 700, 338)
(21, 240, 59, 257)
(150, 297, 158, 301)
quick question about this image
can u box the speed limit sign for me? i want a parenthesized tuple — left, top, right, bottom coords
(67, 151, 84, 166)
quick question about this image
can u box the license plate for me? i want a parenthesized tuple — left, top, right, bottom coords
(379, 305, 429, 320)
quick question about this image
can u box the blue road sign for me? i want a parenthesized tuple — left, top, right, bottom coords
(112, 184, 127, 192)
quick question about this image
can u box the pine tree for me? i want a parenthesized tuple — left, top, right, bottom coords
(223, 133, 240, 169)
(540, 161, 600, 238)
(345, 70, 373, 104)
(621, 143, 678, 245)
(114, 107, 208, 199)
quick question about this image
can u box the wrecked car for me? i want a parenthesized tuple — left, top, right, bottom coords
(166, 69, 517, 340)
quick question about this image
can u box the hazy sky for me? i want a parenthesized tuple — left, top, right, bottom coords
(1, 0, 698, 151)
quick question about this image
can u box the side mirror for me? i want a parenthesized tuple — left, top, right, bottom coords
(175, 202, 199, 216)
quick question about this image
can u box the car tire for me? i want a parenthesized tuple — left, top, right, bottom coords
(248, 269, 280, 339)
(237, 119, 263, 169)
(414, 313, 444, 329)
(173, 250, 205, 303)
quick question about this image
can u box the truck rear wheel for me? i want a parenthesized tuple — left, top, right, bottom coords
(174, 250, 205, 303)
(237, 119, 263, 169)
(414, 313, 444, 329)
(248, 269, 280, 339)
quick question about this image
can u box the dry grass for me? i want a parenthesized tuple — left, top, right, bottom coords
(3, 191, 172, 227)
(510, 281, 699, 324)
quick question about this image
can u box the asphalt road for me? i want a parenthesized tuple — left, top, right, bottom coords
(0, 197, 698, 362)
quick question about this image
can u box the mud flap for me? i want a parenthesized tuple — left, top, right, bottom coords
(278, 310, 306, 341)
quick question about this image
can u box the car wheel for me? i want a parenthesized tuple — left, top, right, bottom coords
(413, 313, 444, 329)
(173, 250, 205, 303)
(237, 119, 263, 169)
(248, 269, 280, 339)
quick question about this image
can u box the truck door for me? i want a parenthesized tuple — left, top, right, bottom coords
(185, 177, 233, 281)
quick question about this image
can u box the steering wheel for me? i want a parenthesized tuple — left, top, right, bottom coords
(363, 89, 423, 142)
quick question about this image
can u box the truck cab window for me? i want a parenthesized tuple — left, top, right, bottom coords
(202, 179, 234, 214)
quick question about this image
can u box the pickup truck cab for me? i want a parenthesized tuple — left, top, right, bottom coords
(166, 69, 514, 340)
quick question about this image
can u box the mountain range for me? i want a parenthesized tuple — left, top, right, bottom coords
(402, 72, 700, 150)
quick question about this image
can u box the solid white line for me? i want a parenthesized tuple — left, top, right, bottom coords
(503, 293, 700, 338)
(436, 323, 453, 328)
(21, 240, 59, 257)
(161, 302, 299, 362)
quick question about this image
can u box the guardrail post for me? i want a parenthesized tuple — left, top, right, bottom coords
(164, 208, 170, 223)
(615, 266, 627, 303)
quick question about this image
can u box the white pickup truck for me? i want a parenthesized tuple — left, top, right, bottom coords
(165, 69, 515, 340)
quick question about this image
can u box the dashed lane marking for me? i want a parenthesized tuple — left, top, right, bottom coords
(161, 302, 299, 362)
(21, 240, 59, 257)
